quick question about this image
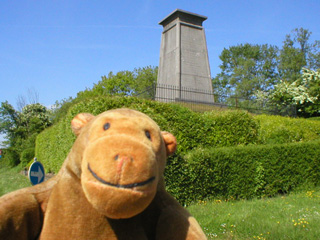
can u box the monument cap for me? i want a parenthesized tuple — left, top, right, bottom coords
(159, 9, 207, 27)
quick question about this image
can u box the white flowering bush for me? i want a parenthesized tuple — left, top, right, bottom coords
(255, 68, 320, 116)
(302, 67, 320, 82)
(21, 103, 52, 131)
(270, 79, 316, 106)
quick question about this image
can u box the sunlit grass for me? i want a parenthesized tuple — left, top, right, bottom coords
(188, 190, 320, 239)
(0, 166, 31, 196)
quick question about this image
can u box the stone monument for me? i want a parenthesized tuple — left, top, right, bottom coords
(155, 9, 214, 103)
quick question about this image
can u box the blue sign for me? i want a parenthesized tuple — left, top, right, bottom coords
(28, 160, 45, 185)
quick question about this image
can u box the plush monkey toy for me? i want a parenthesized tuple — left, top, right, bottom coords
(0, 108, 207, 239)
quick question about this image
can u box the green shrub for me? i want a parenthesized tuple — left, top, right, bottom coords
(20, 148, 35, 167)
(308, 116, 320, 121)
(255, 114, 320, 144)
(35, 97, 260, 173)
(35, 121, 75, 173)
(35, 96, 320, 205)
(203, 110, 259, 146)
(1, 148, 20, 167)
(181, 141, 320, 205)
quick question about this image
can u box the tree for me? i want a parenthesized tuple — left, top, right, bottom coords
(133, 66, 158, 99)
(300, 68, 320, 116)
(255, 68, 320, 117)
(213, 28, 320, 111)
(96, 71, 135, 96)
(0, 102, 52, 166)
(0, 101, 20, 146)
(77, 66, 158, 100)
(212, 43, 279, 100)
(51, 66, 157, 124)
(20, 103, 52, 136)
(50, 97, 74, 123)
(278, 28, 320, 83)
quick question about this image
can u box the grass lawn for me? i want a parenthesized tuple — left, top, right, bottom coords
(1, 167, 320, 239)
(188, 190, 320, 239)
(0, 166, 31, 196)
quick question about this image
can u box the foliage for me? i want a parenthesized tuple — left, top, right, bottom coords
(0, 101, 20, 146)
(255, 67, 320, 117)
(271, 80, 315, 105)
(76, 66, 157, 100)
(300, 68, 320, 115)
(0, 102, 52, 166)
(213, 28, 320, 109)
(255, 114, 320, 144)
(279, 28, 320, 82)
(1, 148, 20, 167)
(35, 97, 260, 174)
(183, 140, 320, 205)
(20, 104, 52, 134)
(212, 43, 279, 100)
(132, 66, 158, 99)
(35, 96, 320, 204)
(203, 110, 259, 146)
(50, 97, 74, 123)
(47, 66, 157, 125)
(19, 148, 35, 167)
(95, 70, 135, 96)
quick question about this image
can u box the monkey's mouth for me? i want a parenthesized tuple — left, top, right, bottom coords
(87, 164, 155, 189)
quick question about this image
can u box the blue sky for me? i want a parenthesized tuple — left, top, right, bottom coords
(1, 0, 320, 108)
(0, 0, 320, 144)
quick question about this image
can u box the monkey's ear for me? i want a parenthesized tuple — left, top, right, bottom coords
(161, 131, 177, 156)
(71, 113, 94, 136)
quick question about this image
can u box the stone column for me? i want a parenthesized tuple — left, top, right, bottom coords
(156, 9, 214, 103)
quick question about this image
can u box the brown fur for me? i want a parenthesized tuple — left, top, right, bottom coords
(0, 108, 207, 239)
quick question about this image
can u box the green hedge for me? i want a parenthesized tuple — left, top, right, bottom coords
(35, 96, 320, 205)
(35, 97, 259, 173)
(179, 141, 320, 205)
(255, 114, 320, 144)
(20, 148, 35, 167)
(0, 148, 20, 167)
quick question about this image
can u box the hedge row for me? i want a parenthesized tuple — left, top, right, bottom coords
(173, 140, 320, 205)
(36, 96, 259, 173)
(256, 114, 320, 144)
(35, 97, 320, 205)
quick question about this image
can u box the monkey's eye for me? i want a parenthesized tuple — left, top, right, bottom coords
(145, 130, 151, 140)
(103, 123, 110, 130)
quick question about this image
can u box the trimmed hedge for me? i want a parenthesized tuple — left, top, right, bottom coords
(179, 141, 320, 205)
(35, 96, 259, 173)
(20, 148, 35, 167)
(35, 96, 320, 205)
(255, 114, 320, 144)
